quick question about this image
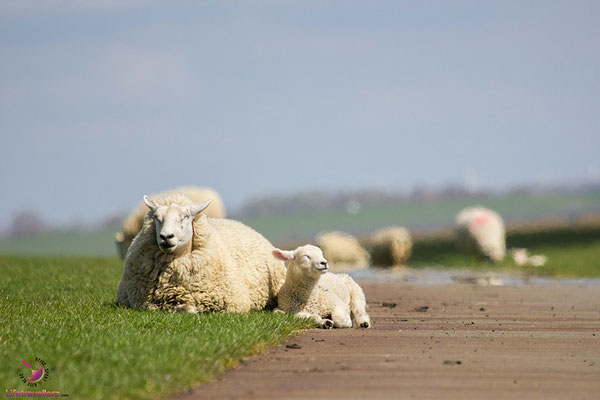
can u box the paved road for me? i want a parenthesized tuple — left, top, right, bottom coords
(170, 282, 600, 400)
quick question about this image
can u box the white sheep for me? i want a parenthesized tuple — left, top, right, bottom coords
(116, 193, 286, 313)
(455, 206, 506, 262)
(273, 244, 371, 329)
(115, 186, 226, 259)
(315, 231, 370, 270)
(363, 226, 413, 267)
(509, 248, 548, 267)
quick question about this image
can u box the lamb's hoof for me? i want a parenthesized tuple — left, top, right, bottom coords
(359, 321, 370, 328)
(321, 319, 334, 329)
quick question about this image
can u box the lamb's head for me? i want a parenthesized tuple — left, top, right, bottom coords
(273, 244, 329, 279)
(143, 195, 211, 254)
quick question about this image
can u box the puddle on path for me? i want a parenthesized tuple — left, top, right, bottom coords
(349, 267, 600, 287)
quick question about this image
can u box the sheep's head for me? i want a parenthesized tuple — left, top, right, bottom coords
(114, 232, 129, 259)
(273, 244, 329, 279)
(143, 195, 211, 254)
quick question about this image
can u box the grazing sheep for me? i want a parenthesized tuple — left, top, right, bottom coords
(455, 206, 506, 262)
(315, 231, 370, 270)
(273, 245, 370, 329)
(363, 226, 412, 267)
(115, 186, 226, 259)
(116, 193, 285, 313)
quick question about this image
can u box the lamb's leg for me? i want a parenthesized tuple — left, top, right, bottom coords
(343, 276, 371, 328)
(331, 304, 353, 328)
(295, 311, 333, 329)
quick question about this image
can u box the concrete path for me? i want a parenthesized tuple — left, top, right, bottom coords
(170, 282, 600, 400)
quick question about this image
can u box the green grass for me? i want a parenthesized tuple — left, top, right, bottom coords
(0, 256, 313, 399)
(410, 225, 600, 277)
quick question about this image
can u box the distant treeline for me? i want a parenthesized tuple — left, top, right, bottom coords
(4, 182, 600, 238)
(235, 182, 600, 219)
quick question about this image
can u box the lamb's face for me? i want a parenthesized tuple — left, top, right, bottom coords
(143, 195, 212, 254)
(273, 244, 329, 279)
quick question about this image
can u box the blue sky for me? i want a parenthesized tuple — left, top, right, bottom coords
(1, 1, 599, 227)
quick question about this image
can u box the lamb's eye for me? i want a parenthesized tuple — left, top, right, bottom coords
(303, 255, 311, 260)
(182, 215, 189, 221)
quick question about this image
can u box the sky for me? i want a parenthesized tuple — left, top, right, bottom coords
(1, 1, 599, 228)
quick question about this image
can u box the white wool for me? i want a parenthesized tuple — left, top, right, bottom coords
(273, 244, 370, 329)
(116, 193, 286, 313)
(455, 206, 506, 262)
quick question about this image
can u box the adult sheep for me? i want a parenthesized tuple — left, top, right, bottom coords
(116, 193, 286, 313)
(315, 231, 370, 270)
(115, 186, 226, 259)
(455, 206, 506, 262)
(363, 226, 412, 267)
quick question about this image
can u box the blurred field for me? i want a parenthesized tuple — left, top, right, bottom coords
(242, 190, 600, 240)
(0, 228, 118, 256)
(409, 222, 600, 277)
(1, 191, 599, 257)
(0, 256, 312, 400)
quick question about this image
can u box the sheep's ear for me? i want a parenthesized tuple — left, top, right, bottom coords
(115, 232, 124, 242)
(272, 248, 295, 261)
(189, 199, 212, 217)
(143, 195, 158, 212)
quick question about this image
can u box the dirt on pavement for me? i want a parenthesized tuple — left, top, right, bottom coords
(170, 282, 600, 400)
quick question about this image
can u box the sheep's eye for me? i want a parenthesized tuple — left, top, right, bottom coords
(182, 215, 189, 221)
(303, 255, 311, 260)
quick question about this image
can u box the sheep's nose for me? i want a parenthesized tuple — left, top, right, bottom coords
(160, 233, 175, 240)
(320, 261, 328, 267)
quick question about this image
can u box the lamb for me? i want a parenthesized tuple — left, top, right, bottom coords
(116, 193, 286, 313)
(273, 244, 371, 329)
(115, 186, 226, 259)
(363, 226, 412, 267)
(455, 206, 506, 262)
(315, 231, 370, 270)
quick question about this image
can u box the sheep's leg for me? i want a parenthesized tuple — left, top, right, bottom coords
(343, 276, 371, 328)
(295, 311, 333, 329)
(175, 304, 198, 314)
(331, 305, 353, 328)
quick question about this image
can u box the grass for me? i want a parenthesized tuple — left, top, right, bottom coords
(0, 228, 118, 256)
(410, 225, 600, 277)
(0, 256, 313, 399)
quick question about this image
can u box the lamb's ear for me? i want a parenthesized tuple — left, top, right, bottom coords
(143, 195, 158, 212)
(272, 248, 295, 261)
(189, 199, 212, 217)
